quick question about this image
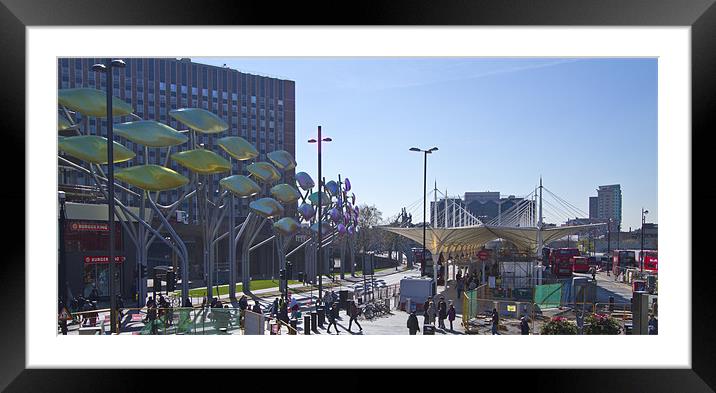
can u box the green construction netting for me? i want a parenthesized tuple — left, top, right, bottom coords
(534, 283, 562, 308)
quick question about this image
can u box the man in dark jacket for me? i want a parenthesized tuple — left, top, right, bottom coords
(520, 317, 530, 335)
(348, 301, 362, 333)
(423, 297, 432, 325)
(437, 297, 447, 329)
(491, 308, 500, 335)
(407, 312, 420, 335)
(252, 301, 262, 315)
(326, 302, 339, 334)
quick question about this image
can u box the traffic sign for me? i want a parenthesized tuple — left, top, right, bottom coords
(477, 250, 489, 261)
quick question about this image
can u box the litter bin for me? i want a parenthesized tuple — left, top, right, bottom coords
(316, 306, 325, 327)
(310, 312, 318, 332)
(423, 324, 436, 335)
(304, 314, 311, 335)
(339, 290, 349, 310)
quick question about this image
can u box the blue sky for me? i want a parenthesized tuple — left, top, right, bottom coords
(196, 58, 657, 230)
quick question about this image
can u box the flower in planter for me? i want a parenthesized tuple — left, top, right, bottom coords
(540, 316, 578, 335)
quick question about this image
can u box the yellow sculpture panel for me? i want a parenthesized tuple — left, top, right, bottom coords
(115, 165, 189, 192)
(114, 120, 188, 147)
(169, 108, 228, 134)
(171, 149, 231, 175)
(270, 183, 301, 204)
(249, 198, 285, 219)
(219, 175, 261, 198)
(58, 135, 135, 164)
(246, 162, 281, 184)
(217, 136, 259, 161)
(267, 150, 297, 171)
(58, 88, 133, 118)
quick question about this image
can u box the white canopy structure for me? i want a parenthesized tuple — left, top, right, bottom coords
(381, 224, 605, 256)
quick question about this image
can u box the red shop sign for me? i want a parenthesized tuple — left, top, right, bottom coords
(70, 222, 110, 232)
(83, 256, 125, 264)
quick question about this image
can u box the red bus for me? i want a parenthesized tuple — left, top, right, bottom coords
(412, 248, 434, 277)
(637, 250, 658, 272)
(611, 250, 637, 276)
(571, 256, 590, 273)
(550, 248, 580, 277)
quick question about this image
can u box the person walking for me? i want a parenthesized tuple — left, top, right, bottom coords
(326, 302, 340, 334)
(423, 297, 432, 325)
(456, 278, 464, 300)
(271, 298, 279, 318)
(447, 302, 456, 331)
(648, 314, 658, 335)
(252, 301, 262, 315)
(437, 297, 447, 329)
(491, 308, 500, 335)
(407, 311, 420, 335)
(427, 301, 436, 326)
(348, 301, 362, 333)
(58, 300, 70, 335)
(520, 316, 530, 335)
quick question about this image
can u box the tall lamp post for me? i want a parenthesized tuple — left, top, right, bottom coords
(409, 146, 438, 294)
(308, 126, 331, 301)
(641, 208, 649, 272)
(92, 59, 126, 334)
(58, 191, 67, 303)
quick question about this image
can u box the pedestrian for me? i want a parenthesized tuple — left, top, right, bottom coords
(201, 297, 207, 309)
(116, 295, 125, 319)
(407, 311, 420, 335)
(183, 298, 192, 308)
(326, 302, 339, 334)
(427, 301, 436, 326)
(652, 298, 658, 316)
(323, 291, 333, 312)
(437, 297, 447, 329)
(648, 314, 658, 335)
(423, 297, 431, 324)
(520, 316, 530, 335)
(271, 298, 279, 318)
(289, 297, 299, 319)
(58, 300, 69, 335)
(456, 269, 462, 282)
(590, 266, 596, 281)
(144, 296, 155, 323)
(491, 308, 500, 335)
(348, 301, 362, 333)
(252, 301, 262, 315)
(447, 302, 456, 331)
(456, 278, 464, 300)
(89, 285, 99, 302)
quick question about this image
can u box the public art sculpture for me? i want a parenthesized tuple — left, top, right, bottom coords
(57, 86, 302, 304)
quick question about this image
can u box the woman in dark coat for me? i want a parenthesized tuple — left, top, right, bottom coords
(407, 312, 420, 335)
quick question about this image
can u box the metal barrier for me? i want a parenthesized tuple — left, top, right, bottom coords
(462, 296, 536, 334)
(112, 307, 249, 335)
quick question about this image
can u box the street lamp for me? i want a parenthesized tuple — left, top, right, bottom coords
(308, 126, 331, 302)
(641, 208, 649, 272)
(409, 146, 438, 295)
(58, 191, 67, 304)
(92, 59, 125, 334)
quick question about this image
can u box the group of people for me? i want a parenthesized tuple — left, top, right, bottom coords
(419, 296, 457, 331)
(455, 269, 482, 299)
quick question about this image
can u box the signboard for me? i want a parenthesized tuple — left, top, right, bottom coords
(477, 250, 490, 261)
(507, 305, 516, 312)
(84, 256, 125, 264)
(70, 222, 109, 232)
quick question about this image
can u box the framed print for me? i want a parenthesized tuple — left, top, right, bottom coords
(3, 0, 716, 391)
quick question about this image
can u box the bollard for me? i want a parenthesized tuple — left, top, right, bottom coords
(317, 306, 325, 327)
(310, 311, 318, 332)
(290, 318, 298, 332)
(304, 314, 311, 335)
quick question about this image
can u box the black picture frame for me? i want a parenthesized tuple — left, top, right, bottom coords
(2, 0, 714, 391)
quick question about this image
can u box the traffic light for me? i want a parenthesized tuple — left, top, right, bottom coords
(279, 269, 286, 280)
(140, 265, 147, 278)
(166, 271, 175, 292)
(286, 262, 293, 279)
(297, 271, 305, 282)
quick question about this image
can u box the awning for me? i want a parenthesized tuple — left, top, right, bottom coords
(380, 224, 604, 255)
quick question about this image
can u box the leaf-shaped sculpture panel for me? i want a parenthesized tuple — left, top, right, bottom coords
(295, 172, 315, 191)
(308, 191, 331, 207)
(115, 165, 189, 192)
(310, 222, 332, 236)
(273, 217, 300, 236)
(58, 88, 133, 117)
(58, 116, 73, 131)
(171, 149, 231, 175)
(344, 178, 351, 192)
(58, 135, 135, 164)
(114, 120, 188, 147)
(219, 175, 260, 198)
(325, 180, 339, 196)
(249, 197, 285, 219)
(298, 203, 315, 220)
(329, 207, 342, 223)
(270, 183, 301, 204)
(169, 108, 228, 134)
(246, 162, 281, 184)
(217, 136, 258, 161)
(267, 150, 297, 171)
(337, 223, 347, 235)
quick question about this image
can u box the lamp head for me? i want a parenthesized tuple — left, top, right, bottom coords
(307, 139, 317, 143)
(429, 147, 439, 152)
(58, 191, 66, 201)
(322, 137, 332, 142)
(644, 210, 649, 215)
(409, 147, 421, 152)
(91, 63, 107, 73)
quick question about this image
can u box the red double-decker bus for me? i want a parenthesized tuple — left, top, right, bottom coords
(571, 256, 590, 273)
(636, 250, 658, 272)
(550, 248, 580, 277)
